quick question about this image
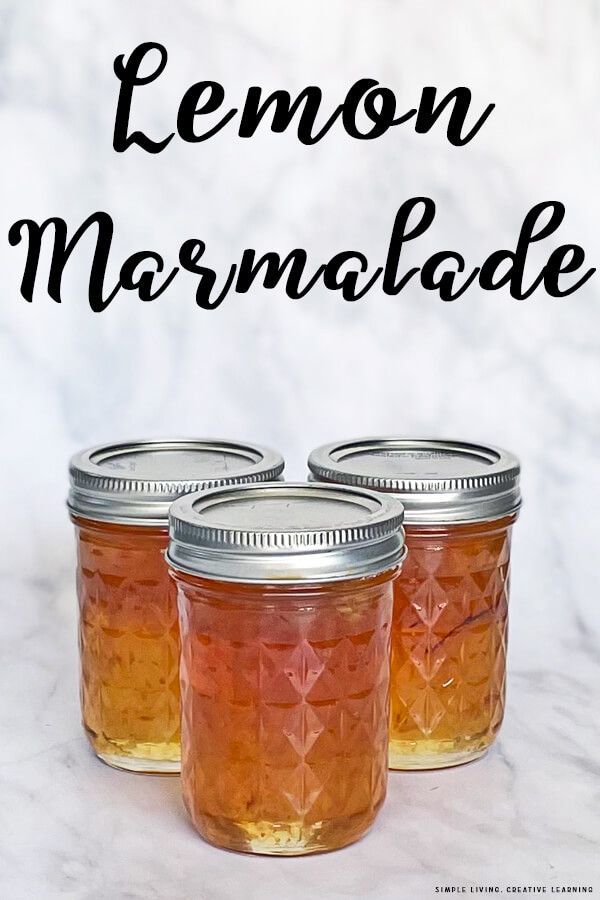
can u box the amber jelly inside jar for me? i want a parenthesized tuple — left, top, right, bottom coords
(308, 438, 521, 771)
(67, 438, 284, 774)
(167, 482, 406, 854)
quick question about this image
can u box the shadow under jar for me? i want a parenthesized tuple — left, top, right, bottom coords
(308, 438, 521, 771)
(67, 438, 284, 774)
(167, 482, 406, 854)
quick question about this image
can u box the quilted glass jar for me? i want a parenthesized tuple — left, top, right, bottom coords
(308, 439, 521, 770)
(167, 482, 406, 854)
(67, 439, 284, 773)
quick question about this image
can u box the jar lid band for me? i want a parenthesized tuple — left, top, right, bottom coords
(308, 438, 521, 525)
(167, 482, 406, 583)
(68, 438, 285, 525)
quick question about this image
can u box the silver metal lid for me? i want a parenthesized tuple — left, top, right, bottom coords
(308, 438, 521, 525)
(167, 482, 406, 584)
(68, 439, 285, 525)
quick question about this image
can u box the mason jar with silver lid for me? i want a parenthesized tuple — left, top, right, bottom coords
(167, 482, 406, 855)
(68, 438, 284, 774)
(308, 438, 521, 770)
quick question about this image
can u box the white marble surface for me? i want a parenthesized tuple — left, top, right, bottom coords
(1, 1, 599, 897)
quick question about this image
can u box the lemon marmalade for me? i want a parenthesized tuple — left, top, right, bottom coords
(68, 439, 283, 773)
(168, 482, 405, 853)
(308, 438, 521, 770)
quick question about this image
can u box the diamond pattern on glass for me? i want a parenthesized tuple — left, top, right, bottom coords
(76, 523, 180, 764)
(178, 578, 393, 852)
(390, 523, 512, 765)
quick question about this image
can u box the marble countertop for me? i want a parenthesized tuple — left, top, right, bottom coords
(2, 561, 599, 900)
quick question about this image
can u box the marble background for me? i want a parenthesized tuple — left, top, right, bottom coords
(0, 1, 599, 897)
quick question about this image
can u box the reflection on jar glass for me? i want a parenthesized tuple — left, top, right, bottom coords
(68, 438, 284, 774)
(168, 482, 406, 854)
(308, 438, 521, 770)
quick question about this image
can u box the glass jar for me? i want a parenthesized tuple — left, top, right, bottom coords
(167, 482, 406, 854)
(308, 438, 521, 770)
(68, 438, 284, 773)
